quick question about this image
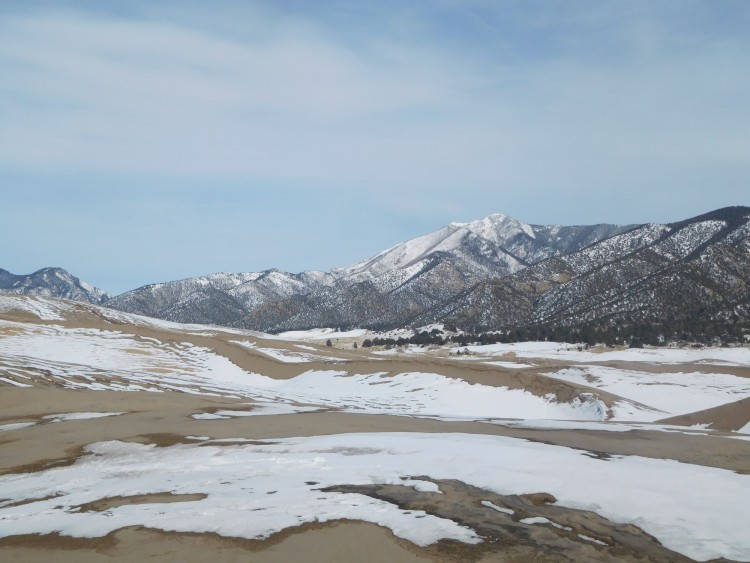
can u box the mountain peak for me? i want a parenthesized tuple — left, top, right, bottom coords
(449, 212, 509, 228)
(670, 206, 750, 229)
(0, 267, 109, 304)
(461, 213, 536, 242)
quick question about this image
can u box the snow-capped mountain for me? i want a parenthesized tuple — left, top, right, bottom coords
(0, 267, 109, 305)
(105, 269, 336, 327)
(105, 213, 630, 330)
(333, 213, 630, 288)
(13, 207, 748, 335)
(419, 206, 750, 332)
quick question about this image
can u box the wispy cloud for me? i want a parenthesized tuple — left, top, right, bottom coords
(1, 1, 748, 291)
(1, 2, 748, 197)
(0, 8, 472, 178)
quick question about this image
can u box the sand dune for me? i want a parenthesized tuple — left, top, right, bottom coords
(1, 294, 749, 562)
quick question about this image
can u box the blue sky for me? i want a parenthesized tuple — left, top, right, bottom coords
(2, 1, 749, 294)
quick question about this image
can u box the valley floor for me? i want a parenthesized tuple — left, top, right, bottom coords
(0, 294, 748, 562)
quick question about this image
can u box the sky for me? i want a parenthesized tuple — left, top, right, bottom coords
(1, 0, 749, 294)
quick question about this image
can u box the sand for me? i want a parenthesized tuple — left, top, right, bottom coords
(1, 294, 749, 561)
(658, 397, 750, 432)
(0, 522, 433, 563)
(1, 388, 747, 475)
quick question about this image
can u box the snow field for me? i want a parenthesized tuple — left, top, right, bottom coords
(465, 341, 750, 366)
(0, 294, 67, 320)
(191, 402, 321, 419)
(43, 412, 126, 423)
(276, 328, 369, 341)
(0, 432, 747, 561)
(546, 366, 750, 421)
(231, 340, 344, 363)
(0, 422, 37, 432)
(0, 321, 609, 421)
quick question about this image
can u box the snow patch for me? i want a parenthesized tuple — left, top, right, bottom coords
(546, 366, 750, 421)
(481, 500, 514, 515)
(0, 294, 66, 320)
(43, 412, 126, 423)
(466, 341, 750, 366)
(0, 433, 746, 561)
(0, 422, 37, 432)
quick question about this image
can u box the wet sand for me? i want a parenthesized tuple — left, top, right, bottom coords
(0, 521, 433, 563)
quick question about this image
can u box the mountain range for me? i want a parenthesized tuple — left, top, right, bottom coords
(4, 206, 749, 335)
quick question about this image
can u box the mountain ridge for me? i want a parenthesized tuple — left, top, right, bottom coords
(0, 267, 109, 305)
(416, 206, 750, 334)
(104, 211, 635, 330)
(4, 206, 748, 335)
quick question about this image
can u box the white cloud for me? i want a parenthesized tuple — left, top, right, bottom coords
(0, 3, 748, 200)
(0, 11, 470, 176)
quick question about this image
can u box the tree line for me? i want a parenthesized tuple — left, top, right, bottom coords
(360, 320, 749, 349)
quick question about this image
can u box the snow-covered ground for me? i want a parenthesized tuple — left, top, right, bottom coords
(3, 319, 748, 424)
(0, 422, 37, 432)
(43, 412, 126, 423)
(485, 360, 536, 369)
(276, 324, 446, 343)
(231, 340, 344, 364)
(2, 294, 749, 561)
(487, 418, 739, 436)
(0, 294, 67, 321)
(0, 320, 256, 395)
(276, 328, 369, 341)
(546, 366, 750, 421)
(465, 341, 750, 366)
(191, 403, 321, 418)
(0, 292, 270, 339)
(0, 432, 747, 561)
(0, 320, 607, 421)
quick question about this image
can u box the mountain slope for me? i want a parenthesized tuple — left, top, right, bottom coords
(423, 206, 750, 332)
(0, 267, 109, 304)
(105, 269, 336, 328)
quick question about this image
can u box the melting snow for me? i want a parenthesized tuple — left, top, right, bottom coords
(191, 403, 320, 419)
(485, 361, 535, 369)
(42, 412, 126, 423)
(546, 367, 750, 421)
(0, 433, 746, 561)
(466, 342, 750, 366)
(578, 534, 608, 546)
(276, 328, 368, 341)
(232, 340, 344, 363)
(481, 500, 514, 515)
(0, 321, 608, 422)
(0, 422, 37, 432)
(0, 294, 66, 321)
